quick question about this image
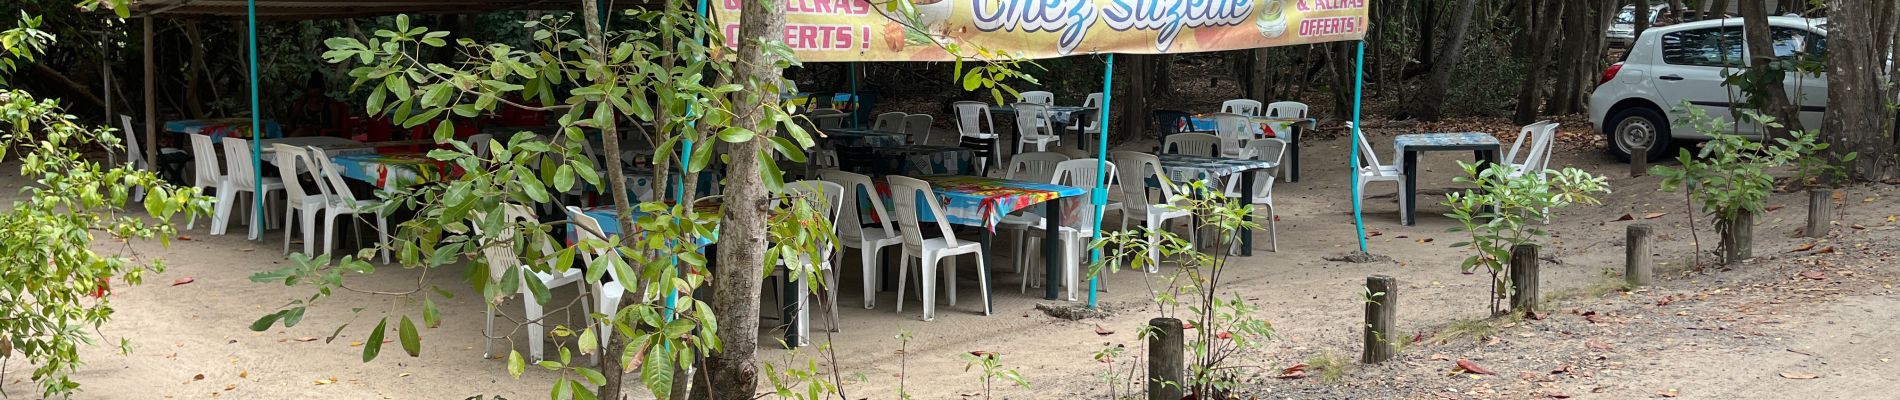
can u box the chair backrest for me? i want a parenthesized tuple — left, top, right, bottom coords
(781, 180, 845, 223)
(1348, 122, 1392, 174)
(951, 101, 995, 137)
(220, 137, 259, 189)
(872, 112, 907, 132)
(189, 133, 223, 185)
(901, 114, 934, 143)
(1209, 113, 1252, 153)
(1081, 92, 1104, 109)
(1005, 152, 1070, 184)
(1241, 138, 1289, 166)
(1220, 99, 1263, 116)
(1266, 101, 1309, 119)
(1523, 123, 1559, 173)
(471, 204, 553, 281)
(563, 205, 626, 285)
(817, 169, 895, 242)
(1111, 151, 1174, 216)
(1018, 91, 1054, 105)
(886, 175, 960, 253)
(117, 115, 149, 169)
(1162, 133, 1221, 157)
(271, 144, 319, 201)
(467, 133, 495, 159)
(310, 146, 369, 206)
(806, 109, 846, 130)
(1505, 121, 1553, 170)
(1051, 159, 1116, 231)
(1011, 102, 1054, 138)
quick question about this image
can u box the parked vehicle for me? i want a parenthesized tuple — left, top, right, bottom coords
(1606, 2, 1673, 49)
(1589, 17, 1828, 162)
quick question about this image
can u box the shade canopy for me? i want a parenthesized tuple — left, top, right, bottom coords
(122, 0, 644, 19)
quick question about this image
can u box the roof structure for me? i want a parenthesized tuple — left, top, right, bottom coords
(122, 0, 636, 19)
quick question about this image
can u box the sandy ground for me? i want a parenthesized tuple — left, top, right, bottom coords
(6, 117, 1898, 400)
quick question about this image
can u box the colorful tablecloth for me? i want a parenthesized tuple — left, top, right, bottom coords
(822, 128, 906, 148)
(164, 118, 284, 142)
(1158, 154, 1276, 181)
(1180, 115, 1315, 138)
(257, 137, 375, 163)
(329, 153, 460, 190)
(878, 175, 1084, 231)
(576, 202, 723, 241)
(989, 105, 1089, 125)
(843, 145, 974, 177)
(1393, 132, 1500, 156)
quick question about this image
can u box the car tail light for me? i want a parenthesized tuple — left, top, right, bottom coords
(1598, 63, 1624, 86)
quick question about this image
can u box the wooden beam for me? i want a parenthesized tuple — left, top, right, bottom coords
(142, 17, 158, 168)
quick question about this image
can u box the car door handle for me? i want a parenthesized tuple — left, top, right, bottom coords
(1659, 75, 1685, 81)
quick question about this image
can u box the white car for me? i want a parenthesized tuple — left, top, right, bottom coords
(1606, 2, 1672, 48)
(1589, 16, 1828, 162)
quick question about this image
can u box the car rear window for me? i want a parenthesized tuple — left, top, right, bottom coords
(1661, 27, 1744, 67)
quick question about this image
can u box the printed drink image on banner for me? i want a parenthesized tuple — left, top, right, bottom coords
(714, 0, 1368, 62)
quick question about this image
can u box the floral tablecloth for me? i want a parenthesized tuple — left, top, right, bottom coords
(1180, 115, 1315, 139)
(877, 175, 1085, 231)
(329, 153, 460, 191)
(843, 145, 974, 177)
(164, 118, 284, 142)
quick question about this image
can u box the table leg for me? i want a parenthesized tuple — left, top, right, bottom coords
(1287, 125, 1301, 183)
(782, 274, 799, 347)
(979, 228, 995, 310)
(1044, 201, 1061, 300)
(1402, 150, 1419, 226)
(1240, 171, 1256, 256)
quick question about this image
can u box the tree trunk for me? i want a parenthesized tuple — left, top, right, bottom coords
(1515, 0, 1565, 124)
(580, 1, 641, 398)
(1738, 0, 1803, 136)
(699, 0, 786, 397)
(1666, 0, 1684, 23)
(1709, 0, 1730, 19)
(1119, 54, 1152, 143)
(1633, 0, 1653, 45)
(1547, 0, 1594, 115)
(182, 20, 207, 119)
(1410, 0, 1438, 75)
(1822, 0, 1900, 181)
(1327, 42, 1356, 117)
(1407, 0, 1480, 121)
(1247, 49, 1270, 101)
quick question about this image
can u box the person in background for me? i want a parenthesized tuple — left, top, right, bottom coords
(284, 73, 341, 137)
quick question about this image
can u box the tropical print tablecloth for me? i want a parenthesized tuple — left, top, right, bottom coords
(329, 153, 460, 190)
(1180, 115, 1315, 139)
(843, 145, 974, 177)
(877, 175, 1085, 231)
(164, 118, 284, 142)
(1158, 154, 1276, 180)
(821, 128, 906, 148)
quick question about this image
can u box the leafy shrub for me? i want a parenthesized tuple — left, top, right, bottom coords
(1442, 162, 1609, 316)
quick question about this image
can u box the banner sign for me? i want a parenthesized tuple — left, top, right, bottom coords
(714, 0, 1369, 62)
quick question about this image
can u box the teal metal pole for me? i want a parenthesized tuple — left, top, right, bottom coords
(1088, 54, 1113, 308)
(666, 0, 713, 321)
(246, 0, 263, 241)
(1349, 41, 1368, 254)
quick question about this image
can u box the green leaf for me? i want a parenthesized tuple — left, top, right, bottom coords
(643, 345, 676, 399)
(578, 327, 599, 355)
(422, 298, 441, 328)
(507, 349, 526, 379)
(716, 127, 754, 143)
(524, 270, 552, 306)
(554, 164, 576, 192)
(363, 317, 388, 362)
(248, 310, 284, 332)
(399, 316, 421, 357)
(282, 306, 307, 328)
(577, 367, 607, 386)
(758, 151, 784, 193)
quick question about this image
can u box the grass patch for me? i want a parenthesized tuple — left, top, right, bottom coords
(1302, 352, 1355, 383)
(1428, 318, 1499, 345)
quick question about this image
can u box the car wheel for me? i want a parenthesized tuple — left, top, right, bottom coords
(1606, 107, 1671, 163)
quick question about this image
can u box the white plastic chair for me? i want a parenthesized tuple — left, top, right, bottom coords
(1266, 101, 1310, 119)
(1506, 122, 1558, 178)
(887, 176, 990, 321)
(212, 137, 285, 240)
(1011, 103, 1061, 154)
(563, 205, 624, 365)
(1220, 99, 1263, 116)
(1111, 151, 1194, 270)
(818, 170, 904, 310)
(1349, 123, 1407, 221)
(1000, 152, 1070, 277)
(772, 180, 845, 346)
(1070, 93, 1104, 133)
(474, 204, 590, 363)
(310, 146, 391, 264)
(186, 133, 225, 230)
(272, 144, 328, 256)
(1162, 132, 1222, 157)
(872, 112, 907, 132)
(805, 109, 846, 130)
(1018, 91, 1054, 106)
(1207, 113, 1253, 157)
(117, 115, 188, 201)
(1223, 139, 1286, 252)
(952, 101, 1000, 169)
(901, 114, 934, 144)
(1021, 159, 1116, 300)
(467, 133, 495, 159)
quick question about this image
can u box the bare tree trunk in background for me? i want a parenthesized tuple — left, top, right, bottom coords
(1120, 54, 1153, 143)
(1247, 49, 1270, 101)
(1407, 0, 1438, 78)
(1326, 42, 1356, 116)
(1709, 0, 1730, 19)
(1823, 0, 1900, 181)
(1407, 0, 1479, 121)
(1548, 0, 1594, 115)
(1666, 0, 1684, 22)
(1633, 0, 1653, 43)
(182, 21, 207, 119)
(1738, 0, 1802, 136)
(1514, 0, 1565, 124)
(699, 0, 786, 397)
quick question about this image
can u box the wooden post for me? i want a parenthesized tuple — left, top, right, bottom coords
(1508, 244, 1539, 316)
(1362, 275, 1397, 364)
(1626, 224, 1653, 287)
(1147, 317, 1184, 400)
(1805, 189, 1833, 238)
(1630, 145, 1648, 178)
(141, 17, 157, 168)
